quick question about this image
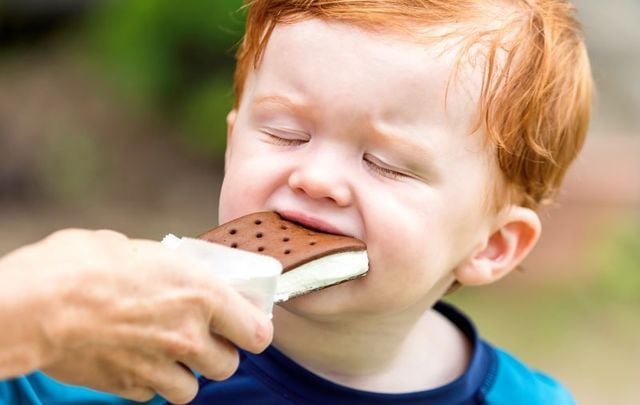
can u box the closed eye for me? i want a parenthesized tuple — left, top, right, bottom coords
(363, 155, 408, 180)
(261, 129, 308, 146)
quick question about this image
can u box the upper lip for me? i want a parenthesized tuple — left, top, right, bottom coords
(277, 210, 346, 236)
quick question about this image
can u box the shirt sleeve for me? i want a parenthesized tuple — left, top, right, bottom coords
(0, 372, 166, 405)
(483, 348, 575, 405)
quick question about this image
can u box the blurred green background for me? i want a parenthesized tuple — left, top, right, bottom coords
(0, 1, 638, 403)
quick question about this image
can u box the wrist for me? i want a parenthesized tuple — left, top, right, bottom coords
(0, 248, 64, 376)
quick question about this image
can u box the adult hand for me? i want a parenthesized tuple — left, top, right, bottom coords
(0, 229, 273, 404)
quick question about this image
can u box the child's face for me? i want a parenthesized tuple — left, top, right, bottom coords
(219, 19, 499, 318)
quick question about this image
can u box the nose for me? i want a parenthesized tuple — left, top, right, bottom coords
(288, 153, 354, 207)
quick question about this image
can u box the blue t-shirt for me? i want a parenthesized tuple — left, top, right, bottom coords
(0, 302, 574, 404)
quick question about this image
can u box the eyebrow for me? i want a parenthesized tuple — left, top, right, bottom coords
(251, 95, 310, 115)
(368, 122, 436, 171)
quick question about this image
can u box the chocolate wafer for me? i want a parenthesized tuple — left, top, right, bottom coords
(199, 212, 368, 301)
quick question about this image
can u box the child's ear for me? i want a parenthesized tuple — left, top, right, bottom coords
(226, 109, 238, 139)
(224, 110, 238, 169)
(454, 206, 541, 286)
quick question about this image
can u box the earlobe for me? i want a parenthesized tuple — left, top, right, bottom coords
(454, 206, 541, 286)
(224, 110, 238, 169)
(226, 109, 237, 140)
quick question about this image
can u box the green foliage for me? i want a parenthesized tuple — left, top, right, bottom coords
(588, 218, 640, 305)
(181, 74, 235, 157)
(85, 0, 245, 157)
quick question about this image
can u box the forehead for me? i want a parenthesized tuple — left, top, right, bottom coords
(244, 19, 483, 135)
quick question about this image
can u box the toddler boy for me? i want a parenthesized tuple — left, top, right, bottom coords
(2, 0, 592, 403)
(197, 0, 591, 403)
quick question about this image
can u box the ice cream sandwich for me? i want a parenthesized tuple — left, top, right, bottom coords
(199, 212, 368, 302)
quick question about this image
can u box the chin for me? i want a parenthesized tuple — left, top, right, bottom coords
(273, 280, 401, 321)
(274, 283, 363, 318)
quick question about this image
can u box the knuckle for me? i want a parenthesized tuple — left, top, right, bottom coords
(164, 337, 192, 359)
(94, 229, 128, 242)
(209, 289, 233, 331)
(183, 339, 206, 359)
(164, 330, 204, 359)
(122, 388, 156, 402)
(45, 228, 86, 244)
(133, 359, 197, 404)
(113, 369, 140, 393)
(210, 349, 239, 381)
(251, 318, 273, 353)
(167, 383, 199, 405)
(131, 359, 159, 387)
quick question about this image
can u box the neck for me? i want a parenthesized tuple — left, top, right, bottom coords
(271, 299, 471, 392)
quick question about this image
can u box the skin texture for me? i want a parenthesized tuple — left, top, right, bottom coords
(0, 229, 272, 403)
(220, 19, 541, 391)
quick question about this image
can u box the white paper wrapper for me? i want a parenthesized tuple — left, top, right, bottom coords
(162, 234, 282, 314)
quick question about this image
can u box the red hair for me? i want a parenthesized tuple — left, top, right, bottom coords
(233, 0, 593, 209)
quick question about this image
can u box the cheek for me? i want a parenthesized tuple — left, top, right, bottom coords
(361, 188, 474, 290)
(370, 232, 447, 282)
(218, 145, 288, 223)
(366, 211, 450, 285)
(218, 176, 248, 224)
(219, 157, 266, 223)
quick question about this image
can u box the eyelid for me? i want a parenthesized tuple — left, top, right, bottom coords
(261, 127, 309, 145)
(263, 126, 308, 138)
(363, 154, 410, 180)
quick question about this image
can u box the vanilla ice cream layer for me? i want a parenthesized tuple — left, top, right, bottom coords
(274, 250, 369, 302)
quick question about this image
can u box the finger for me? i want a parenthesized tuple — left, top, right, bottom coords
(93, 229, 128, 242)
(207, 283, 274, 354)
(129, 239, 274, 352)
(181, 332, 241, 381)
(115, 387, 156, 403)
(147, 362, 199, 405)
